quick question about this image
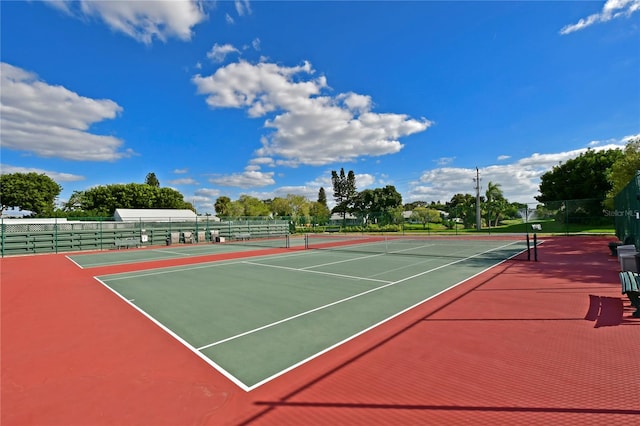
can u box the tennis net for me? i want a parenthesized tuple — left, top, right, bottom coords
(304, 233, 531, 261)
(223, 233, 290, 249)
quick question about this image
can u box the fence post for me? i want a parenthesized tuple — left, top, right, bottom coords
(54, 217, 59, 254)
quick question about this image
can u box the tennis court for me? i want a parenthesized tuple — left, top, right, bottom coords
(68, 234, 297, 268)
(94, 235, 529, 390)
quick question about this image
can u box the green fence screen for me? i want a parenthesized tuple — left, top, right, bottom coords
(0, 216, 289, 257)
(613, 171, 640, 248)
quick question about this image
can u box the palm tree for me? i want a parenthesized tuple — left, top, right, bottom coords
(485, 181, 505, 227)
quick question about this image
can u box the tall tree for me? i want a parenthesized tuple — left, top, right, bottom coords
(606, 137, 640, 208)
(310, 187, 331, 225)
(536, 148, 623, 220)
(318, 187, 328, 206)
(0, 172, 62, 216)
(145, 172, 160, 187)
(485, 181, 506, 227)
(331, 168, 357, 222)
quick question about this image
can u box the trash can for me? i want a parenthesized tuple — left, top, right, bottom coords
(166, 236, 171, 246)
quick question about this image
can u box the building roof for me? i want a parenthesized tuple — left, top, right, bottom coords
(113, 209, 197, 222)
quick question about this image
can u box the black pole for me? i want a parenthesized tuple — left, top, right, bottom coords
(526, 233, 530, 261)
(533, 233, 538, 262)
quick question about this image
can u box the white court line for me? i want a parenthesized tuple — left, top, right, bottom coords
(98, 250, 315, 281)
(94, 276, 251, 392)
(65, 255, 84, 269)
(149, 248, 193, 256)
(299, 252, 385, 270)
(197, 241, 520, 353)
(386, 242, 437, 255)
(247, 242, 525, 390)
(98, 239, 524, 392)
(241, 260, 392, 284)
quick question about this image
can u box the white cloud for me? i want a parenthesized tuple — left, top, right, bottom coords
(208, 168, 275, 188)
(168, 178, 198, 185)
(497, 155, 511, 161)
(207, 43, 240, 63)
(406, 140, 629, 204)
(0, 62, 132, 161)
(0, 164, 85, 182)
(560, 0, 640, 35)
(173, 168, 189, 174)
(46, 0, 207, 44)
(249, 157, 276, 167)
(235, 0, 252, 17)
(356, 173, 376, 189)
(193, 59, 431, 166)
(195, 188, 222, 197)
(436, 157, 455, 166)
(225, 13, 235, 24)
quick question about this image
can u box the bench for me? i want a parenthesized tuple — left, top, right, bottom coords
(114, 238, 139, 249)
(234, 232, 251, 240)
(619, 271, 640, 318)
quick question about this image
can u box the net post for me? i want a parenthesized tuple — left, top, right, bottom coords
(526, 233, 530, 261)
(533, 233, 538, 261)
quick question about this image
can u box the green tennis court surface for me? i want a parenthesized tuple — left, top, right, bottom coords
(95, 237, 528, 390)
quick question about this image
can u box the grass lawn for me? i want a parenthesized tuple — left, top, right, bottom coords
(403, 219, 614, 235)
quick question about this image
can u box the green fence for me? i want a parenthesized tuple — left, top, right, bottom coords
(0, 217, 289, 257)
(613, 171, 640, 248)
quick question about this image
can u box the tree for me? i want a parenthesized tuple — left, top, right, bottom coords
(331, 168, 357, 222)
(484, 181, 506, 227)
(287, 194, 310, 219)
(537, 149, 622, 202)
(410, 206, 442, 229)
(606, 137, 640, 208)
(0, 172, 62, 216)
(64, 183, 191, 216)
(145, 172, 160, 187)
(318, 187, 328, 206)
(214, 196, 231, 216)
(227, 200, 245, 217)
(270, 197, 292, 217)
(310, 187, 330, 225)
(447, 193, 477, 229)
(237, 195, 270, 217)
(352, 185, 402, 225)
(536, 148, 623, 220)
(404, 201, 428, 210)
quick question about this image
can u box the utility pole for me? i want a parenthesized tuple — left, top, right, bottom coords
(475, 167, 481, 231)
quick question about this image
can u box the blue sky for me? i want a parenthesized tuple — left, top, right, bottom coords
(1, 0, 639, 214)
